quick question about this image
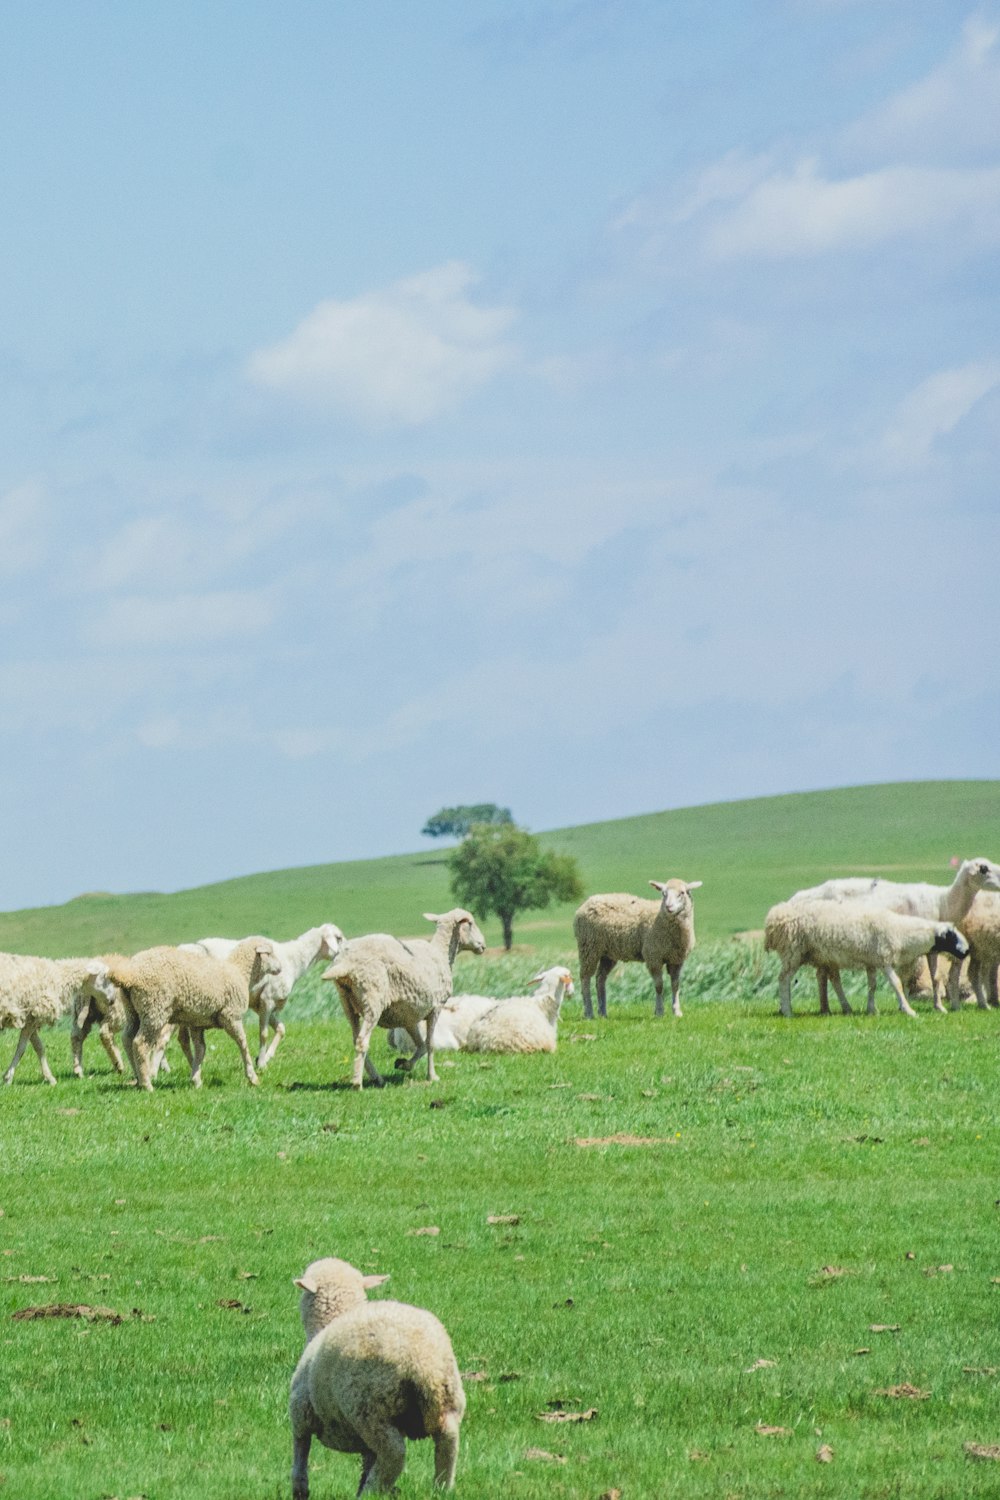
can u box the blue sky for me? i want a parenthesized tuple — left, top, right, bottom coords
(2, 1, 998, 909)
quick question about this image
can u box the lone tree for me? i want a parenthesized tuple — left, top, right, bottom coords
(422, 803, 513, 840)
(448, 822, 583, 951)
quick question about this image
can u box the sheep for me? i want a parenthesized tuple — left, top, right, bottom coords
(956, 892, 1000, 1009)
(289, 1256, 465, 1496)
(181, 923, 345, 1067)
(464, 966, 574, 1054)
(790, 858, 1000, 1010)
(574, 878, 702, 1019)
(763, 899, 969, 1018)
(102, 939, 279, 1090)
(71, 956, 130, 1078)
(388, 994, 498, 1058)
(322, 910, 486, 1090)
(0, 954, 111, 1085)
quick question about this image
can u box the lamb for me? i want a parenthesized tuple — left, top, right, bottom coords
(388, 994, 498, 1057)
(790, 858, 1000, 1009)
(101, 939, 280, 1090)
(181, 923, 345, 1067)
(71, 956, 130, 1078)
(956, 892, 1000, 1009)
(289, 1256, 465, 1496)
(322, 910, 486, 1090)
(464, 966, 574, 1054)
(763, 899, 969, 1018)
(574, 878, 702, 1019)
(0, 954, 111, 1085)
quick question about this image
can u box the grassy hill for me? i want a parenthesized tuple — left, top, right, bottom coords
(2, 779, 997, 957)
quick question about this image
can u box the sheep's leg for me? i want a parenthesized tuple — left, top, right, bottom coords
(3, 1029, 31, 1084)
(122, 1011, 140, 1081)
(255, 999, 273, 1069)
(358, 1425, 406, 1493)
(865, 968, 878, 1015)
(884, 966, 917, 1018)
(259, 1001, 286, 1068)
(186, 1029, 207, 1086)
(28, 1030, 57, 1085)
(291, 1429, 312, 1500)
(351, 1015, 382, 1090)
(778, 964, 795, 1018)
(950, 956, 971, 1011)
(580, 967, 595, 1020)
(828, 969, 853, 1015)
(989, 965, 1000, 1009)
(133, 1022, 169, 1091)
(425, 1007, 438, 1083)
(395, 1022, 426, 1073)
(667, 963, 684, 1018)
(71, 1004, 95, 1077)
(217, 1014, 259, 1086)
(98, 1022, 125, 1073)
(432, 1412, 461, 1489)
(816, 969, 830, 1015)
(596, 957, 615, 1018)
(926, 953, 946, 1012)
(357, 1449, 376, 1495)
(649, 962, 665, 1018)
(152, 1023, 176, 1078)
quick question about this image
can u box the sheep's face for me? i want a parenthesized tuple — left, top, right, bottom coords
(82, 963, 125, 1016)
(650, 878, 703, 916)
(966, 859, 1000, 895)
(933, 926, 969, 960)
(531, 965, 574, 996)
(425, 909, 487, 955)
(319, 923, 346, 960)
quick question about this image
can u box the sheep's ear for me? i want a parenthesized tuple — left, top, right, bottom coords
(85, 958, 105, 977)
(528, 971, 545, 985)
(255, 941, 273, 956)
(320, 965, 337, 982)
(686, 880, 703, 891)
(423, 912, 442, 923)
(362, 1273, 390, 1290)
(649, 880, 668, 893)
(294, 1274, 317, 1294)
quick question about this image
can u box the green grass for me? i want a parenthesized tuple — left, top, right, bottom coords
(3, 941, 1000, 1499)
(3, 780, 1000, 1497)
(1, 779, 997, 957)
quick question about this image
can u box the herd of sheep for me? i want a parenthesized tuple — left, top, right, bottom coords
(5, 856, 1000, 1493)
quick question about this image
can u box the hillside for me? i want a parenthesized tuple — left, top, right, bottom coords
(1, 779, 996, 957)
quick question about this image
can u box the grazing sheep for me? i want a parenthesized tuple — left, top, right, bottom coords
(181, 924, 345, 1067)
(574, 879, 702, 1019)
(791, 859, 1000, 1010)
(764, 899, 969, 1018)
(103, 939, 279, 1090)
(464, 966, 574, 1054)
(289, 1256, 465, 1497)
(956, 892, 1000, 1009)
(0, 954, 110, 1085)
(388, 994, 499, 1057)
(322, 911, 486, 1090)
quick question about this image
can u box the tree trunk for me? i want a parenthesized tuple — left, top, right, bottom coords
(501, 912, 514, 951)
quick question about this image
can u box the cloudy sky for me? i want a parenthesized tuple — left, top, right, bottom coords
(2, 1, 998, 909)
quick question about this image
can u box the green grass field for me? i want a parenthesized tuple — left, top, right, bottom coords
(2, 781, 1000, 1498)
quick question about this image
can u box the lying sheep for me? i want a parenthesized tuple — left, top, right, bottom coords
(764, 899, 969, 1018)
(388, 994, 499, 1058)
(102, 940, 279, 1090)
(464, 966, 574, 1054)
(182, 923, 345, 1068)
(323, 910, 486, 1089)
(956, 892, 1000, 1009)
(791, 858, 1000, 1010)
(289, 1256, 465, 1496)
(574, 878, 702, 1018)
(0, 954, 110, 1085)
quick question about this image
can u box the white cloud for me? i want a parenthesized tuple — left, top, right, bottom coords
(702, 158, 1000, 259)
(89, 588, 278, 649)
(844, 15, 1000, 161)
(878, 359, 1000, 470)
(246, 262, 518, 427)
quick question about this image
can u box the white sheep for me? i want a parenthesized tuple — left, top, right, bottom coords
(322, 910, 486, 1090)
(181, 923, 345, 1067)
(464, 966, 574, 1054)
(764, 899, 969, 1018)
(0, 954, 110, 1085)
(790, 858, 1000, 1010)
(289, 1256, 465, 1496)
(101, 940, 279, 1090)
(388, 994, 498, 1057)
(956, 891, 1000, 1009)
(574, 879, 702, 1018)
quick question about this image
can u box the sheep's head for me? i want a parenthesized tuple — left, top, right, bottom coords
(318, 923, 346, 961)
(82, 959, 127, 1017)
(424, 909, 487, 956)
(932, 924, 969, 961)
(963, 858, 1000, 895)
(649, 878, 703, 916)
(530, 965, 574, 997)
(294, 1257, 390, 1342)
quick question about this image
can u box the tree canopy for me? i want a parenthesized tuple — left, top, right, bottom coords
(421, 803, 513, 840)
(448, 822, 583, 950)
